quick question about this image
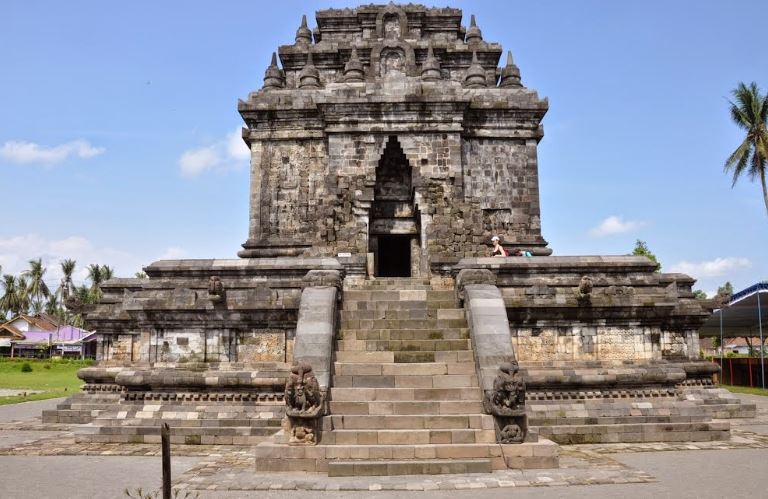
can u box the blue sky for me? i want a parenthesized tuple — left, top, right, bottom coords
(1, 0, 766, 297)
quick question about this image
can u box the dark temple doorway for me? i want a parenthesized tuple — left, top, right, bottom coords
(376, 235, 412, 277)
(369, 136, 419, 278)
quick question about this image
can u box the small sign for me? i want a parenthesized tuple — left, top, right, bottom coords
(337, 252, 352, 258)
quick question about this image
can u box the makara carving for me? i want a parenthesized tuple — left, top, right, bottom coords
(284, 361, 324, 445)
(484, 360, 528, 444)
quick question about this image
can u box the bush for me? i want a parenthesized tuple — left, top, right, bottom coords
(44, 364, 52, 369)
(20, 362, 33, 373)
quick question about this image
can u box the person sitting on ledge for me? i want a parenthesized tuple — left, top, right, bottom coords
(491, 236, 507, 257)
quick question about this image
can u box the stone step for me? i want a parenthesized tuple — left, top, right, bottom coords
(343, 290, 456, 303)
(334, 361, 476, 376)
(336, 339, 471, 352)
(92, 417, 282, 428)
(253, 440, 559, 472)
(333, 373, 478, 388)
(323, 428, 497, 445)
(335, 350, 474, 364)
(343, 300, 457, 310)
(77, 433, 270, 446)
(340, 308, 465, 320)
(42, 409, 100, 424)
(331, 387, 480, 402)
(329, 400, 483, 415)
(83, 424, 278, 436)
(341, 318, 467, 330)
(328, 458, 492, 476)
(340, 328, 470, 341)
(346, 278, 432, 289)
(529, 414, 712, 426)
(326, 414, 494, 430)
(535, 421, 730, 444)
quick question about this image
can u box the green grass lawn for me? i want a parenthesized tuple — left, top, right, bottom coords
(719, 384, 768, 397)
(0, 358, 91, 405)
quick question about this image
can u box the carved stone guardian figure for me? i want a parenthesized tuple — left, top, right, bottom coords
(284, 361, 324, 445)
(207, 276, 224, 302)
(577, 275, 593, 305)
(484, 360, 528, 444)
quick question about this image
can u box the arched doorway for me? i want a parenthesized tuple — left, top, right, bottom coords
(369, 136, 419, 277)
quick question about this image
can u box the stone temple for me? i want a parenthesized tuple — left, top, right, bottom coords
(46, 3, 754, 476)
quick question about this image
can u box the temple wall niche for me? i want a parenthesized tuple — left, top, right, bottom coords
(661, 330, 698, 360)
(100, 334, 136, 361)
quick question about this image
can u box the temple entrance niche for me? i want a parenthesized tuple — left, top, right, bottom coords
(369, 136, 419, 277)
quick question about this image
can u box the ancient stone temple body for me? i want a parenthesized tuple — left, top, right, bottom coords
(45, 3, 753, 475)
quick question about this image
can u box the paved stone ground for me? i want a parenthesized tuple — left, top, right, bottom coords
(0, 395, 767, 498)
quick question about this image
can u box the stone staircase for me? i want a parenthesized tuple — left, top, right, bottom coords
(43, 391, 123, 424)
(76, 399, 284, 445)
(70, 363, 290, 445)
(254, 278, 558, 476)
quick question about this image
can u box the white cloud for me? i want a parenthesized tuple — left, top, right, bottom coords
(0, 139, 104, 165)
(226, 128, 251, 160)
(178, 128, 250, 177)
(179, 145, 220, 177)
(0, 234, 143, 288)
(589, 215, 646, 237)
(669, 257, 752, 278)
(159, 247, 189, 260)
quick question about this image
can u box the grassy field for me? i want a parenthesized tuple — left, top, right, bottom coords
(719, 384, 768, 397)
(0, 358, 91, 405)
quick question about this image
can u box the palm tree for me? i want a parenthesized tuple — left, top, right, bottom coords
(75, 284, 92, 304)
(59, 259, 76, 300)
(24, 258, 50, 311)
(101, 265, 114, 281)
(86, 264, 104, 301)
(17, 276, 31, 314)
(45, 294, 60, 316)
(725, 81, 768, 216)
(0, 274, 21, 318)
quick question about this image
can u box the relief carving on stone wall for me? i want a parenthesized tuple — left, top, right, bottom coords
(380, 48, 405, 77)
(284, 361, 324, 445)
(383, 14, 401, 39)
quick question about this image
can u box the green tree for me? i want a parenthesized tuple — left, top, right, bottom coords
(693, 290, 708, 299)
(134, 271, 148, 279)
(45, 294, 60, 316)
(632, 240, 661, 271)
(101, 265, 114, 281)
(725, 82, 768, 217)
(87, 264, 104, 301)
(59, 259, 76, 300)
(23, 258, 50, 312)
(16, 276, 30, 314)
(717, 281, 734, 297)
(0, 274, 21, 318)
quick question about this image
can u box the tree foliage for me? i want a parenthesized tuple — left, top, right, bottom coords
(0, 258, 120, 325)
(718, 281, 735, 297)
(725, 81, 768, 217)
(632, 239, 661, 272)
